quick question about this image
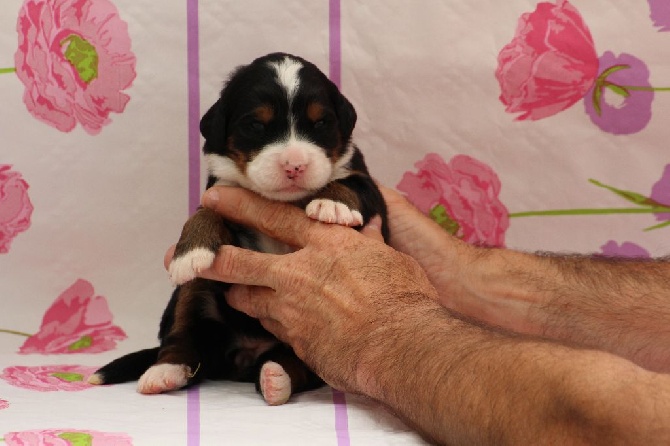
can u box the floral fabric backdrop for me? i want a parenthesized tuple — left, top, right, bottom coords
(1, 0, 668, 444)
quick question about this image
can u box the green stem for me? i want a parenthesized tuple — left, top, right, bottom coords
(509, 207, 670, 218)
(0, 67, 16, 74)
(0, 328, 32, 337)
(624, 85, 670, 92)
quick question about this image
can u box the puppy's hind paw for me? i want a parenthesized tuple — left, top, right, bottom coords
(137, 364, 191, 395)
(87, 373, 104, 385)
(168, 248, 216, 285)
(306, 199, 364, 227)
(259, 361, 292, 406)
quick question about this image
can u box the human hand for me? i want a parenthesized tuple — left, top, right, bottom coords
(376, 185, 483, 308)
(186, 186, 441, 394)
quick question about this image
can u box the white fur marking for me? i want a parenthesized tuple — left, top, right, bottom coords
(330, 143, 355, 181)
(245, 139, 333, 201)
(137, 363, 190, 394)
(268, 57, 303, 104)
(259, 361, 292, 406)
(87, 373, 103, 385)
(306, 199, 364, 226)
(169, 247, 216, 285)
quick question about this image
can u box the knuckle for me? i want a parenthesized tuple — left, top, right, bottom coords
(213, 245, 240, 280)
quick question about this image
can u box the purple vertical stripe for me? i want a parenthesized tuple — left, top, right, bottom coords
(187, 0, 201, 445)
(332, 389, 351, 446)
(329, 1, 350, 445)
(329, 0, 341, 88)
(187, 0, 201, 216)
(187, 387, 201, 445)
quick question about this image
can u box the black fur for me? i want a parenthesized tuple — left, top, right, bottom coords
(93, 53, 388, 402)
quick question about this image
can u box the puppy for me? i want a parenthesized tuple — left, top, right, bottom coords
(90, 52, 389, 405)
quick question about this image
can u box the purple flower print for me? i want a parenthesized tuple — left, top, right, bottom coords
(584, 52, 653, 135)
(600, 241, 651, 258)
(0, 399, 9, 410)
(650, 164, 670, 222)
(648, 0, 670, 32)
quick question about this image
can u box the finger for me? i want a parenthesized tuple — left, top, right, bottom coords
(164, 244, 176, 270)
(377, 183, 412, 208)
(225, 284, 277, 319)
(359, 215, 384, 243)
(201, 186, 323, 248)
(198, 244, 282, 288)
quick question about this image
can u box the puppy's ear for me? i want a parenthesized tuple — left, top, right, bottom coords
(200, 99, 226, 154)
(336, 92, 357, 142)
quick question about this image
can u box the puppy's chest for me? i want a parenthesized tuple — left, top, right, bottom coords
(238, 229, 294, 255)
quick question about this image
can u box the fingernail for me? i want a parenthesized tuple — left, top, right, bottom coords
(203, 188, 220, 208)
(366, 215, 382, 231)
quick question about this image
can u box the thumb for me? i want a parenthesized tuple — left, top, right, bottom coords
(359, 215, 384, 242)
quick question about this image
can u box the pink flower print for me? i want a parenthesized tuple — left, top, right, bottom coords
(599, 241, 651, 258)
(0, 399, 9, 410)
(0, 165, 33, 254)
(583, 52, 654, 135)
(4, 429, 133, 445)
(14, 0, 137, 135)
(397, 153, 509, 247)
(1, 365, 99, 391)
(650, 164, 670, 222)
(19, 279, 126, 354)
(496, 0, 599, 120)
(648, 0, 670, 32)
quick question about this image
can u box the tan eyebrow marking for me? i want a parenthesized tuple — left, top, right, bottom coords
(253, 105, 274, 124)
(307, 102, 324, 122)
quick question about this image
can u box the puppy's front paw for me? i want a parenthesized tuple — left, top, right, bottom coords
(137, 363, 191, 394)
(259, 361, 292, 406)
(306, 199, 364, 227)
(169, 248, 216, 285)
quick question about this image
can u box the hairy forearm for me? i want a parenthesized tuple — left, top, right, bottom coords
(468, 249, 670, 372)
(356, 300, 670, 445)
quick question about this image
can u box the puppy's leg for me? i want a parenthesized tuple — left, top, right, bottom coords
(169, 207, 230, 285)
(255, 344, 323, 405)
(304, 181, 364, 226)
(305, 174, 389, 241)
(137, 279, 215, 394)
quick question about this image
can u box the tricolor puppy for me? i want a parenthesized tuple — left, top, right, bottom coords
(90, 52, 388, 405)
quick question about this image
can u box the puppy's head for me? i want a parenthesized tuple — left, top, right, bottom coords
(201, 52, 357, 202)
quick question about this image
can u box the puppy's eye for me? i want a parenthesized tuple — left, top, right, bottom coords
(313, 119, 325, 129)
(250, 121, 265, 132)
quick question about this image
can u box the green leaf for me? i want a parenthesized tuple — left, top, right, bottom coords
(592, 82, 603, 116)
(430, 204, 460, 236)
(588, 179, 657, 207)
(61, 35, 99, 84)
(597, 64, 631, 81)
(605, 83, 630, 97)
(644, 219, 670, 232)
(58, 432, 93, 446)
(50, 372, 84, 382)
(592, 64, 632, 116)
(68, 335, 93, 351)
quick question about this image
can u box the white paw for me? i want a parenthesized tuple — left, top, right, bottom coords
(168, 248, 216, 285)
(87, 373, 103, 385)
(305, 199, 364, 227)
(259, 361, 292, 406)
(137, 363, 190, 394)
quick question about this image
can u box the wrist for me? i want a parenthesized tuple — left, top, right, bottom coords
(452, 247, 550, 335)
(353, 295, 446, 400)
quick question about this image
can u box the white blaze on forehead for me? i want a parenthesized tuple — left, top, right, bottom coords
(267, 56, 303, 103)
